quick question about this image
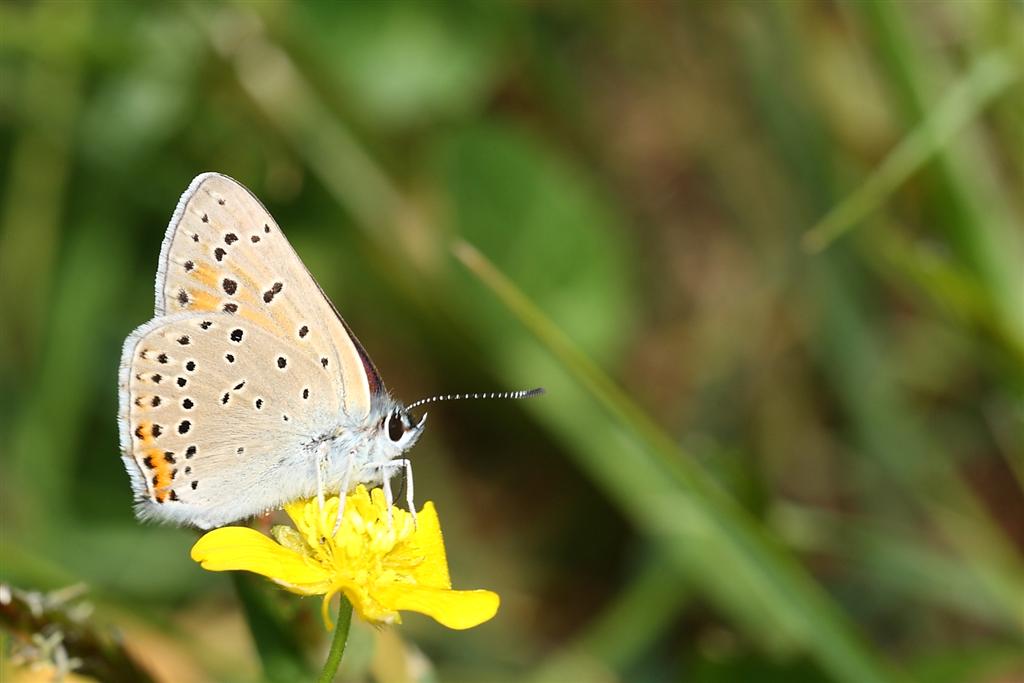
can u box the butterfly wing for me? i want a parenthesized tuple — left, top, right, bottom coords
(154, 172, 382, 418)
(119, 312, 344, 528)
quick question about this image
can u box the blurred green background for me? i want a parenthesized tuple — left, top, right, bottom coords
(2, 1, 1022, 682)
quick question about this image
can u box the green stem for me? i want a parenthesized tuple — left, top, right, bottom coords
(317, 596, 353, 683)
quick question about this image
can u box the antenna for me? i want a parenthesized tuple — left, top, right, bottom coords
(407, 387, 545, 412)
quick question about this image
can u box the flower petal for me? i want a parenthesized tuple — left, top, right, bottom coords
(376, 585, 500, 630)
(191, 526, 331, 590)
(408, 502, 451, 588)
(336, 584, 401, 626)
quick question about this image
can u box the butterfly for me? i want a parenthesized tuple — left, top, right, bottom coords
(118, 173, 539, 529)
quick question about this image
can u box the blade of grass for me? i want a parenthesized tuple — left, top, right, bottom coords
(802, 51, 1019, 253)
(453, 240, 906, 683)
(850, 0, 1024, 339)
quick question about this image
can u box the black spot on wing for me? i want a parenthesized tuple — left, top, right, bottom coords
(263, 282, 283, 303)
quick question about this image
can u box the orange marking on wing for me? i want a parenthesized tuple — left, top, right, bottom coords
(135, 421, 154, 446)
(147, 447, 173, 503)
(191, 265, 219, 289)
(134, 423, 172, 503)
(187, 289, 220, 312)
(240, 307, 279, 333)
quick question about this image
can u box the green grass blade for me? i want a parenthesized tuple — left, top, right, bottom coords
(851, 0, 1024, 340)
(802, 51, 1019, 253)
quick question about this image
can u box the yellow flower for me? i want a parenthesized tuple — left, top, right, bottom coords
(190, 486, 499, 630)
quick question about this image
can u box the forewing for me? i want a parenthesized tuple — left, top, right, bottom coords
(118, 312, 340, 528)
(154, 172, 381, 418)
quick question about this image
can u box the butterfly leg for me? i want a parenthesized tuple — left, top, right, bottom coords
(332, 449, 355, 536)
(316, 442, 330, 514)
(392, 458, 416, 528)
(382, 465, 395, 527)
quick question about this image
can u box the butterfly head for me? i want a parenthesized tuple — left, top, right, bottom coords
(379, 404, 427, 454)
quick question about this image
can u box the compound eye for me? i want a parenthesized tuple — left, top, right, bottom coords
(388, 413, 404, 442)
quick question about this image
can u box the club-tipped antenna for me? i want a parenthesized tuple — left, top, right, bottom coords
(407, 387, 545, 412)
